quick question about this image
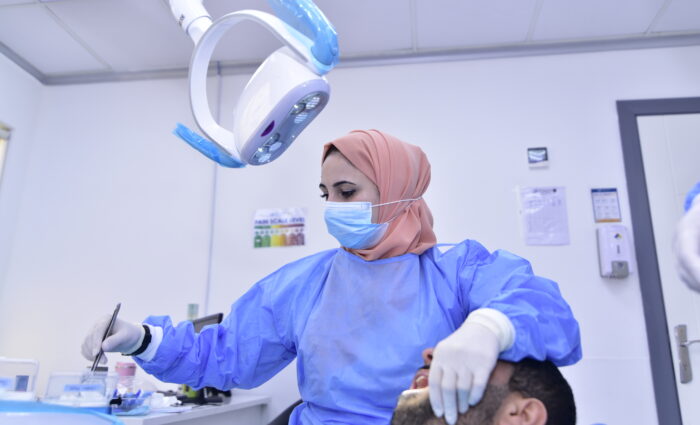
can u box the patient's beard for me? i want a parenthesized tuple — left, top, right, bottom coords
(457, 385, 509, 425)
(391, 384, 510, 425)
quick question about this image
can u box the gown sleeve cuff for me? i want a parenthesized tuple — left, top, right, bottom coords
(466, 308, 515, 352)
(135, 324, 163, 362)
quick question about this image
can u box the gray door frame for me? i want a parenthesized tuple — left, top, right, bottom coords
(617, 97, 700, 425)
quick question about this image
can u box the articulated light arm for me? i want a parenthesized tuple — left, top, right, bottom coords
(164, 0, 212, 45)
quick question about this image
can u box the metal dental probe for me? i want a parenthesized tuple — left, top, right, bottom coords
(90, 302, 122, 373)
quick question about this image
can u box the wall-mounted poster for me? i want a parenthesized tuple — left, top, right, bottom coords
(253, 207, 306, 248)
(591, 188, 622, 223)
(518, 186, 570, 246)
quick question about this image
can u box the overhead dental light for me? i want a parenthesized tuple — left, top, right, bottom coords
(165, 0, 339, 167)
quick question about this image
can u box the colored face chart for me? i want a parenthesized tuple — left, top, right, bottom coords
(253, 208, 306, 248)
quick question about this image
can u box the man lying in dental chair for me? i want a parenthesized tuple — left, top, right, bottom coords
(392, 348, 576, 425)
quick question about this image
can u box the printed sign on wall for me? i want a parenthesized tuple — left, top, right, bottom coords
(518, 186, 570, 246)
(253, 207, 306, 248)
(591, 188, 622, 223)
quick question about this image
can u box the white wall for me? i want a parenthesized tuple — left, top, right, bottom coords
(3, 44, 700, 424)
(0, 54, 42, 318)
(0, 77, 217, 394)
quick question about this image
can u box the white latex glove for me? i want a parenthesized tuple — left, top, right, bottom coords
(675, 198, 700, 292)
(81, 315, 145, 363)
(428, 309, 514, 425)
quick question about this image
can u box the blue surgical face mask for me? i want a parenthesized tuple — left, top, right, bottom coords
(324, 198, 421, 249)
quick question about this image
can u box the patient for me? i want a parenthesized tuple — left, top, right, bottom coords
(391, 349, 576, 425)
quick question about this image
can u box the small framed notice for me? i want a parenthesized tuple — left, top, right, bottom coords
(591, 188, 621, 223)
(527, 147, 549, 168)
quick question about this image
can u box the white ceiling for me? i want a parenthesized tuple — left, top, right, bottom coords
(1, 0, 699, 85)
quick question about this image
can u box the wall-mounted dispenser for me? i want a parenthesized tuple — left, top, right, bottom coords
(597, 224, 634, 278)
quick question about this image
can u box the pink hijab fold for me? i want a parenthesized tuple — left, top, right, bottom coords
(322, 129, 436, 261)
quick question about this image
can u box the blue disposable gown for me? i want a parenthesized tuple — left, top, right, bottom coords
(135, 240, 581, 424)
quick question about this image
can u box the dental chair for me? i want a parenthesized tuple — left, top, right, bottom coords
(268, 399, 302, 425)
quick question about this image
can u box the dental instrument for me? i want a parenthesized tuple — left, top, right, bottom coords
(90, 303, 121, 373)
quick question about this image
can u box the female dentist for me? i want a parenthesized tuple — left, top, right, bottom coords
(82, 130, 582, 425)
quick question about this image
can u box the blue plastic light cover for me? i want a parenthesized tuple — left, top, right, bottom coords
(173, 124, 246, 168)
(268, 0, 339, 74)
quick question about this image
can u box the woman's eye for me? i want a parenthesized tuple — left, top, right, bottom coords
(320, 193, 328, 200)
(340, 190, 355, 199)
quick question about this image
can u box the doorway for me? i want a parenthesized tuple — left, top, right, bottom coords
(618, 97, 700, 425)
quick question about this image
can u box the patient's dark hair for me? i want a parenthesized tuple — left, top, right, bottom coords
(509, 359, 576, 425)
(390, 359, 576, 425)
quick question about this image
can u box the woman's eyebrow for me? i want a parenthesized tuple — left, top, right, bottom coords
(319, 180, 356, 191)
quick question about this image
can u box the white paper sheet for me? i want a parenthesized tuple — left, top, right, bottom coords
(518, 186, 570, 246)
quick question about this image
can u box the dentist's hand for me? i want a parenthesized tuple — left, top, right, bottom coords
(81, 316, 144, 363)
(428, 322, 499, 425)
(675, 200, 700, 292)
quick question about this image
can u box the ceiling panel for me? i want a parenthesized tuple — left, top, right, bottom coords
(533, 0, 666, 41)
(45, 0, 193, 72)
(205, 0, 283, 64)
(203, 0, 413, 63)
(0, 4, 106, 74)
(205, 0, 275, 18)
(2, 0, 700, 83)
(415, 0, 538, 49)
(211, 20, 281, 64)
(652, 0, 700, 33)
(316, 0, 412, 55)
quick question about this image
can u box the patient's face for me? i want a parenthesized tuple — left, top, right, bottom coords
(395, 348, 516, 425)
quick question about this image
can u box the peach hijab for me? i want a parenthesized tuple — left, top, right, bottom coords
(322, 129, 436, 261)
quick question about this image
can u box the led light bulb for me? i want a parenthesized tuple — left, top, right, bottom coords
(294, 112, 309, 124)
(304, 95, 321, 110)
